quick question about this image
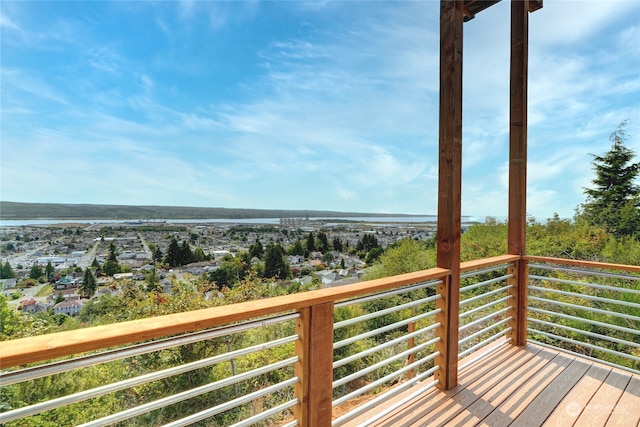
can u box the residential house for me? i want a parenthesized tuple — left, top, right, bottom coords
(54, 299, 86, 316)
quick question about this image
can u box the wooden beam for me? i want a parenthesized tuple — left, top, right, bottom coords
(508, 0, 529, 346)
(436, 0, 464, 390)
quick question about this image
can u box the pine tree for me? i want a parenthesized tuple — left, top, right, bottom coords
(80, 268, 97, 298)
(249, 238, 264, 259)
(29, 264, 43, 280)
(0, 261, 16, 279)
(306, 232, 315, 252)
(263, 243, 290, 279)
(103, 240, 121, 276)
(580, 121, 640, 237)
(165, 237, 181, 267)
(45, 261, 55, 281)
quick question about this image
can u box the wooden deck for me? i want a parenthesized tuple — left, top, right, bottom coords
(344, 344, 640, 427)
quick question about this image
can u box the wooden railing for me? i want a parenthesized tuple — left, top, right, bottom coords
(1, 265, 455, 427)
(1, 255, 637, 426)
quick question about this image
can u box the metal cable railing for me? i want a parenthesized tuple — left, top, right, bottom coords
(331, 280, 442, 426)
(527, 261, 640, 374)
(458, 263, 515, 360)
(0, 313, 301, 426)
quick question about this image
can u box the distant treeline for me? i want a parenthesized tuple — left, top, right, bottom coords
(0, 201, 415, 220)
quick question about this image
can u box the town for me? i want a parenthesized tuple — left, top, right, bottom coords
(0, 218, 437, 316)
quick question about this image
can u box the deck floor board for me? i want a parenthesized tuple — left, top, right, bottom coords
(341, 344, 640, 427)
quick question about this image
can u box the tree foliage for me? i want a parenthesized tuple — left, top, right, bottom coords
(0, 261, 16, 279)
(80, 268, 97, 299)
(579, 120, 640, 237)
(263, 243, 290, 280)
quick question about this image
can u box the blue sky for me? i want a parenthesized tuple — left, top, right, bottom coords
(1, 1, 639, 220)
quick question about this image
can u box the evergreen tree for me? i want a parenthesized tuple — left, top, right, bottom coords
(45, 261, 55, 280)
(107, 241, 118, 262)
(29, 264, 44, 280)
(249, 238, 264, 259)
(333, 237, 344, 253)
(356, 234, 380, 252)
(102, 240, 121, 276)
(103, 259, 121, 276)
(179, 241, 194, 265)
(306, 232, 315, 252)
(152, 246, 164, 263)
(289, 239, 305, 256)
(263, 243, 290, 279)
(91, 257, 101, 269)
(80, 268, 97, 298)
(317, 231, 329, 253)
(580, 121, 640, 237)
(165, 237, 181, 267)
(0, 261, 16, 279)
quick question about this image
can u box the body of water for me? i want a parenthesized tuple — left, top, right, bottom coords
(0, 215, 487, 228)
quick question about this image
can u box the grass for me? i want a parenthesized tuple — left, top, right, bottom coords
(36, 284, 53, 297)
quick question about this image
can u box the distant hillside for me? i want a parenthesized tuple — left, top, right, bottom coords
(0, 201, 418, 220)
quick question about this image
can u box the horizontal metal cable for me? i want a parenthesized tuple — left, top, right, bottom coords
(334, 309, 441, 350)
(460, 285, 513, 307)
(458, 328, 512, 359)
(161, 377, 300, 427)
(527, 306, 639, 336)
(460, 274, 513, 293)
(332, 337, 440, 389)
(459, 306, 513, 332)
(460, 263, 513, 279)
(278, 421, 299, 427)
(76, 357, 298, 427)
(459, 318, 511, 346)
(0, 335, 298, 424)
(527, 328, 640, 364)
(335, 280, 440, 309)
(332, 368, 440, 426)
(228, 398, 299, 427)
(527, 318, 640, 349)
(1, 312, 300, 386)
(529, 285, 640, 310)
(334, 294, 441, 330)
(529, 275, 640, 295)
(528, 263, 640, 282)
(528, 339, 640, 375)
(333, 352, 439, 406)
(458, 339, 511, 372)
(528, 296, 640, 323)
(459, 295, 512, 320)
(333, 322, 439, 369)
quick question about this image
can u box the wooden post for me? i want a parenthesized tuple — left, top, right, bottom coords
(295, 303, 334, 427)
(435, 0, 464, 391)
(508, 0, 530, 346)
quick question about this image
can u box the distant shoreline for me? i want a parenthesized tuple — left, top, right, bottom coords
(0, 201, 434, 221)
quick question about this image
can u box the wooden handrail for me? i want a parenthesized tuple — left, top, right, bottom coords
(524, 256, 640, 274)
(460, 254, 521, 273)
(0, 267, 450, 369)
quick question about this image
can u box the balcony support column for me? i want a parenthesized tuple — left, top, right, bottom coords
(508, 0, 530, 346)
(435, 0, 464, 390)
(295, 303, 334, 427)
